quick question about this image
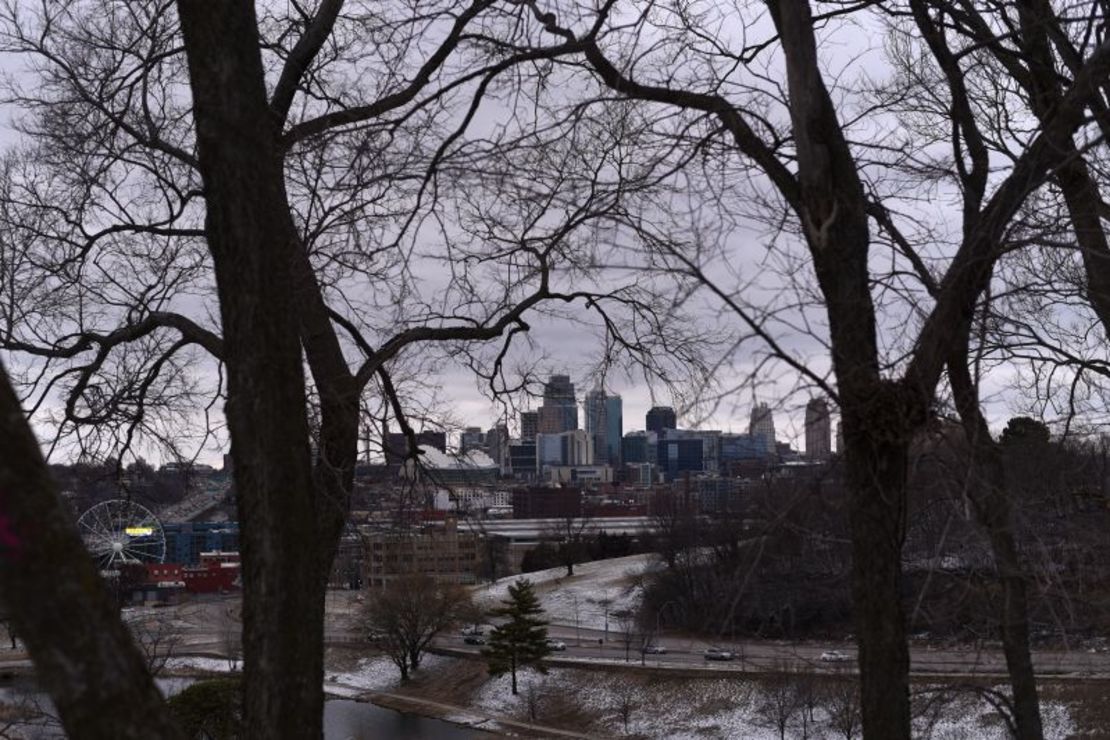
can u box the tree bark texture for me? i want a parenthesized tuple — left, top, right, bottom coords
(770, 1, 915, 734)
(176, 3, 326, 737)
(0, 362, 183, 739)
(948, 335, 1044, 740)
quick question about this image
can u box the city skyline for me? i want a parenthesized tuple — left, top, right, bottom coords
(446, 373, 835, 453)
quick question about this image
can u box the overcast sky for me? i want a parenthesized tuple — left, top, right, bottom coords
(1, 1, 1096, 467)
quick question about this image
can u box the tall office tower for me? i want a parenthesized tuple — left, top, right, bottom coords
(605, 394, 623, 466)
(520, 410, 539, 442)
(459, 426, 484, 453)
(537, 405, 564, 434)
(541, 374, 578, 431)
(646, 405, 677, 434)
(584, 388, 609, 462)
(805, 397, 832, 460)
(748, 402, 776, 456)
(485, 424, 510, 469)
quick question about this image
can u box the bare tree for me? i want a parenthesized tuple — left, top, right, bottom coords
(6, 4, 1110, 739)
(487, 3, 1110, 737)
(543, 511, 592, 578)
(220, 606, 243, 672)
(0, 688, 60, 739)
(613, 685, 637, 735)
(824, 672, 863, 740)
(758, 668, 803, 740)
(362, 574, 471, 682)
(524, 680, 544, 724)
(0, 366, 182, 737)
(612, 609, 637, 663)
(127, 614, 183, 678)
(636, 622, 658, 667)
(0, 2, 704, 736)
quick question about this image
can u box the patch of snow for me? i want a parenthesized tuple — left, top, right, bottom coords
(327, 653, 451, 694)
(328, 656, 403, 692)
(165, 656, 238, 673)
(461, 660, 1077, 739)
(475, 554, 662, 630)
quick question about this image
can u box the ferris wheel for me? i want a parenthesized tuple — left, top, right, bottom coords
(77, 499, 166, 570)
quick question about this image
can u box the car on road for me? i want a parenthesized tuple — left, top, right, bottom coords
(460, 625, 484, 636)
(643, 645, 668, 655)
(704, 648, 735, 661)
(463, 635, 486, 646)
(546, 639, 567, 651)
(820, 650, 850, 663)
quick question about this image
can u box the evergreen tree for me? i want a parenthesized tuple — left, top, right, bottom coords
(482, 578, 551, 695)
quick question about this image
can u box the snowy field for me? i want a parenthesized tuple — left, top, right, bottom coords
(467, 665, 1078, 739)
(164, 648, 1083, 738)
(474, 553, 661, 629)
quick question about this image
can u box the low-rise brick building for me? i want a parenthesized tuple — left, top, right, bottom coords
(361, 517, 481, 588)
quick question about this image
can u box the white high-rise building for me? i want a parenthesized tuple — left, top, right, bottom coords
(535, 429, 593, 469)
(748, 402, 776, 457)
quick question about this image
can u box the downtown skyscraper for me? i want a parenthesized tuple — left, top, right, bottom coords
(538, 374, 578, 433)
(804, 397, 832, 460)
(585, 387, 623, 465)
(748, 402, 776, 456)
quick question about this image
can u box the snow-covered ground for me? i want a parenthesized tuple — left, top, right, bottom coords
(474, 553, 661, 630)
(164, 656, 239, 673)
(466, 665, 1078, 739)
(325, 654, 450, 694)
(326, 655, 403, 693)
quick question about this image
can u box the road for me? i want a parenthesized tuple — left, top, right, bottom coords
(439, 621, 1110, 678)
(35, 592, 1109, 681)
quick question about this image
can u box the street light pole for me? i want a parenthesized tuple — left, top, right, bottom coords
(655, 599, 678, 636)
(572, 593, 580, 646)
(654, 600, 678, 663)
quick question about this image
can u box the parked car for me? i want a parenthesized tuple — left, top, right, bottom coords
(643, 645, 668, 655)
(704, 648, 735, 661)
(463, 635, 486, 646)
(460, 625, 484, 636)
(546, 639, 567, 651)
(820, 650, 850, 663)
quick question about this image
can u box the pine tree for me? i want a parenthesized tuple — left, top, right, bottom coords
(482, 578, 552, 695)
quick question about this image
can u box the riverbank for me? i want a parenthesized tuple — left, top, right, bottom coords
(4, 647, 1107, 738)
(326, 648, 1108, 739)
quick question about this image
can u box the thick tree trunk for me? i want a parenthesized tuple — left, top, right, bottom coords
(948, 345, 1043, 740)
(0, 363, 184, 738)
(177, 3, 325, 738)
(984, 513, 1042, 740)
(840, 385, 913, 739)
(770, 1, 916, 734)
(962, 448, 1042, 740)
